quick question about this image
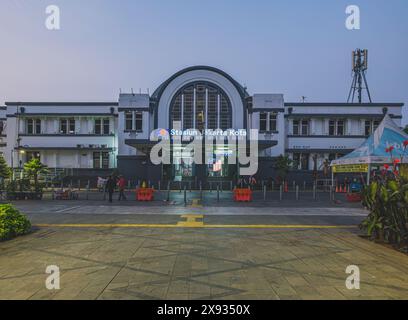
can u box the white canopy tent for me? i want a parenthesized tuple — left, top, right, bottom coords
(331, 115, 408, 185)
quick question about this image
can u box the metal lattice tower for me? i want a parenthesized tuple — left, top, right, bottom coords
(347, 49, 372, 103)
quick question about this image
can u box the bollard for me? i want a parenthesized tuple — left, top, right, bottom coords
(184, 186, 187, 205)
(263, 185, 267, 201)
(279, 185, 283, 201)
(86, 183, 90, 200)
(217, 184, 220, 202)
(293, 181, 296, 191)
(167, 181, 170, 202)
(296, 185, 299, 201)
(303, 181, 306, 191)
(158, 180, 161, 191)
(313, 183, 317, 200)
(179, 181, 182, 193)
(189, 181, 192, 192)
(78, 179, 81, 191)
(230, 181, 233, 191)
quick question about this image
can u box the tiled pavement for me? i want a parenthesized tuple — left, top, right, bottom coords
(1, 215, 408, 300)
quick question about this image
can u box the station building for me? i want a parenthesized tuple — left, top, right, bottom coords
(0, 66, 404, 184)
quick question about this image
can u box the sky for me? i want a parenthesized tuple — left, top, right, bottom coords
(0, 0, 407, 125)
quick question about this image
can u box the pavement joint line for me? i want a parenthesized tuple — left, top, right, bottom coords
(33, 223, 358, 229)
(55, 206, 82, 213)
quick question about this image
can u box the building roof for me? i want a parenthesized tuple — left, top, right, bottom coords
(5, 102, 118, 107)
(284, 102, 404, 107)
(150, 65, 250, 103)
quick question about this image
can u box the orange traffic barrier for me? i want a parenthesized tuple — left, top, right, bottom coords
(335, 185, 339, 193)
(233, 188, 253, 202)
(136, 188, 155, 201)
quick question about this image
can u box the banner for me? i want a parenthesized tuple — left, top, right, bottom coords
(332, 164, 369, 173)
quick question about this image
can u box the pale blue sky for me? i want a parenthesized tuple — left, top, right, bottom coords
(0, 0, 407, 124)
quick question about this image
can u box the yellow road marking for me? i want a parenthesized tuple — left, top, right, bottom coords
(34, 223, 357, 229)
(177, 214, 204, 227)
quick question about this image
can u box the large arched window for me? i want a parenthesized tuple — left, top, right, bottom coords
(170, 82, 232, 130)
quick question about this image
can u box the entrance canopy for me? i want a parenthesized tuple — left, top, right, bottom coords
(331, 115, 408, 169)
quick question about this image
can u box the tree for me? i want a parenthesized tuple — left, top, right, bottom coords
(0, 155, 11, 180)
(404, 125, 408, 135)
(274, 155, 293, 183)
(23, 158, 48, 192)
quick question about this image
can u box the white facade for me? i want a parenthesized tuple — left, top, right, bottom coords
(0, 66, 404, 176)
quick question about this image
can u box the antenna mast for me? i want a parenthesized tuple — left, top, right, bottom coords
(347, 49, 372, 103)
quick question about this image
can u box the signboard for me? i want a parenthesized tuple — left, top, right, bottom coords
(332, 164, 369, 173)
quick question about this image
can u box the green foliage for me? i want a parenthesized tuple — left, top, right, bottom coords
(404, 126, 408, 135)
(274, 155, 293, 181)
(0, 155, 11, 180)
(23, 158, 48, 192)
(0, 204, 31, 241)
(361, 176, 408, 245)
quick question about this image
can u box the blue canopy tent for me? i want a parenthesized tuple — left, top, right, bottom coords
(331, 115, 408, 185)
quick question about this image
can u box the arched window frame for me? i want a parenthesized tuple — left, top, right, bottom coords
(169, 81, 232, 131)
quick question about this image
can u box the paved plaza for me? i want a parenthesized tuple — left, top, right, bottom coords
(0, 199, 407, 300)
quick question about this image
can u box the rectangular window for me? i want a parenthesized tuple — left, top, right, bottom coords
(60, 118, 75, 134)
(125, 112, 133, 131)
(27, 119, 41, 134)
(293, 120, 300, 135)
(93, 152, 101, 169)
(301, 120, 309, 135)
(329, 120, 335, 136)
(93, 152, 110, 169)
(260, 113, 267, 132)
(27, 119, 34, 134)
(135, 112, 143, 131)
(35, 119, 41, 134)
(293, 153, 309, 170)
(365, 120, 371, 136)
(365, 120, 380, 135)
(95, 119, 110, 135)
(337, 120, 344, 136)
(69, 119, 75, 134)
(101, 152, 109, 169)
(300, 153, 309, 170)
(329, 120, 345, 136)
(103, 119, 110, 134)
(95, 119, 102, 135)
(269, 113, 277, 132)
(293, 153, 300, 169)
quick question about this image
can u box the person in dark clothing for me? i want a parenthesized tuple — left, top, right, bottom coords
(105, 175, 116, 203)
(117, 176, 127, 201)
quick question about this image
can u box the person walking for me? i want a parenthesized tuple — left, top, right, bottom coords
(117, 175, 127, 201)
(105, 175, 116, 203)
